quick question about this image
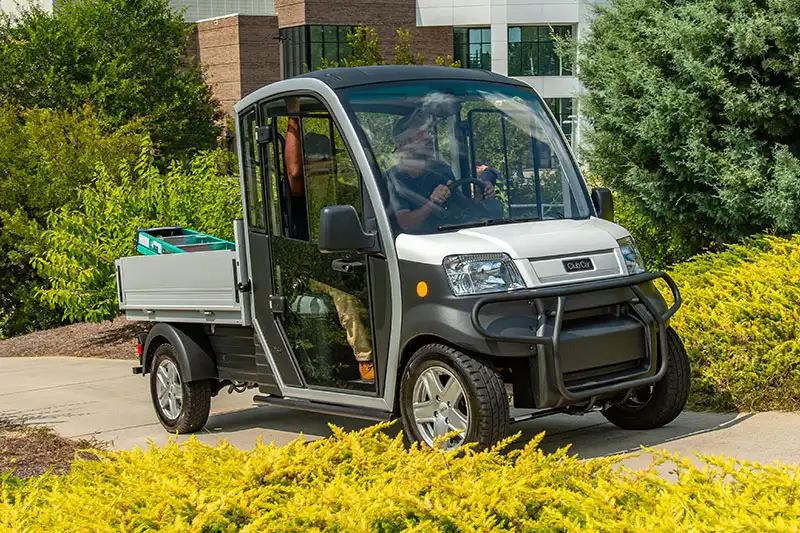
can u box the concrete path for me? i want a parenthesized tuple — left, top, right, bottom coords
(2, 357, 799, 469)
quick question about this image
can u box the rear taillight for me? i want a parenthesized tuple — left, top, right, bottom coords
(137, 343, 143, 356)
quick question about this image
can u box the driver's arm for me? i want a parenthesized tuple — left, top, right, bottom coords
(395, 180, 452, 231)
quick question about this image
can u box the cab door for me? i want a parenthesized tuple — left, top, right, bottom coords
(256, 94, 379, 394)
(239, 107, 305, 388)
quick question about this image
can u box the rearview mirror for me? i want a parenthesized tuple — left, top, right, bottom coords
(591, 187, 614, 222)
(318, 205, 376, 253)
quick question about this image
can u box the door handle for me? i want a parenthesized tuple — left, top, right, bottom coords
(331, 259, 364, 274)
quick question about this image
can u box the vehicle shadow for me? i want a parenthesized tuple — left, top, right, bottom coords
(512, 410, 746, 458)
(202, 402, 745, 459)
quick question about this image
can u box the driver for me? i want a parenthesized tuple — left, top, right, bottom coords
(388, 111, 494, 233)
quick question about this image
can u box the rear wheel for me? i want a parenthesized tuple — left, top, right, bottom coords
(150, 343, 211, 433)
(602, 327, 690, 430)
(399, 343, 508, 450)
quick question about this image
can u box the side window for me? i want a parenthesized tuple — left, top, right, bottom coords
(262, 95, 363, 242)
(242, 110, 266, 231)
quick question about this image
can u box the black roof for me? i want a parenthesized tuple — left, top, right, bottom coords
(295, 65, 530, 90)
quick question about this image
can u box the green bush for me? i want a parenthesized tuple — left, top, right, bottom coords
(0, 105, 145, 337)
(2, 425, 799, 531)
(32, 139, 241, 323)
(577, 0, 800, 243)
(666, 234, 800, 411)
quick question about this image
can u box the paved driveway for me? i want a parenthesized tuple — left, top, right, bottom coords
(3, 357, 799, 469)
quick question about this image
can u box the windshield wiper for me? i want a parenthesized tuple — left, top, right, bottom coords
(437, 216, 540, 232)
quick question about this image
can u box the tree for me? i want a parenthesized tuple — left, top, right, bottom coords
(0, 0, 222, 154)
(0, 105, 146, 337)
(394, 29, 423, 66)
(323, 26, 461, 68)
(577, 0, 800, 244)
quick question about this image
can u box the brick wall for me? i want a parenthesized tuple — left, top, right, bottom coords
(191, 14, 280, 115)
(238, 16, 282, 98)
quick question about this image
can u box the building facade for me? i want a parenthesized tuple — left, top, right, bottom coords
(185, 0, 600, 143)
(186, 0, 452, 115)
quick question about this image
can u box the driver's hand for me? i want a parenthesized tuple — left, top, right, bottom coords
(430, 180, 453, 205)
(484, 182, 496, 199)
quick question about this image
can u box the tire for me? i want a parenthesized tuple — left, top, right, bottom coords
(149, 343, 212, 433)
(602, 327, 690, 430)
(399, 343, 509, 450)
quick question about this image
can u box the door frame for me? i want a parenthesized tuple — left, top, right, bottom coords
(235, 80, 404, 412)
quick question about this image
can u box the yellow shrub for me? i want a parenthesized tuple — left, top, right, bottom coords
(2, 425, 799, 532)
(664, 234, 800, 411)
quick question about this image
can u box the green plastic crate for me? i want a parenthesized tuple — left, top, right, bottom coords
(134, 226, 235, 255)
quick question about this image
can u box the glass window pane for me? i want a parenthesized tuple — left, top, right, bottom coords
(522, 43, 535, 75)
(469, 28, 482, 42)
(480, 43, 491, 69)
(309, 25, 323, 42)
(241, 111, 266, 231)
(324, 43, 338, 64)
(469, 43, 481, 67)
(310, 42, 323, 70)
(482, 28, 491, 43)
(453, 27, 467, 45)
(507, 42, 520, 76)
(538, 26, 549, 41)
(339, 42, 352, 60)
(539, 41, 555, 75)
(508, 27, 521, 43)
(324, 25, 338, 43)
(521, 26, 538, 42)
(454, 43, 468, 67)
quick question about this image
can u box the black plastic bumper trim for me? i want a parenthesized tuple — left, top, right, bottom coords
(470, 271, 682, 402)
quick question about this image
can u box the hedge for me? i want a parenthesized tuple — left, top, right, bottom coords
(2, 425, 799, 532)
(665, 234, 800, 411)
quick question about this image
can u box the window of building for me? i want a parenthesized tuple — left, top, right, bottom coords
(453, 27, 491, 70)
(281, 25, 355, 79)
(508, 26, 572, 77)
(545, 98, 575, 145)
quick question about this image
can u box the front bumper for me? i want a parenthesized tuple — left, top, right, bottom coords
(470, 271, 681, 404)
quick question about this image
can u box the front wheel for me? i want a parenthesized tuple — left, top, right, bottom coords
(150, 343, 211, 433)
(602, 327, 690, 430)
(399, 343, 509, 450)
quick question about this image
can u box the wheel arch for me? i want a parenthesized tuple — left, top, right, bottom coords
(143, 323, 218, 382)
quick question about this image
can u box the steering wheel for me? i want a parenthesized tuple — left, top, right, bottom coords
(442, 179, 493, 216)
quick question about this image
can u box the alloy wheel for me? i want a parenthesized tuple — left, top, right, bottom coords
(412, 365, 471, 449)
(155, 359, 183, 420)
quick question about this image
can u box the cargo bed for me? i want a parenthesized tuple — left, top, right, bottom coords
(115, 222, 251, 325)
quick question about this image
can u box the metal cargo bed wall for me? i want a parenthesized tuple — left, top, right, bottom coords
(115, 221, 251, 326)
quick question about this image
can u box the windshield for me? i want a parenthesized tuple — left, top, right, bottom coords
(339, 80, 592, 236)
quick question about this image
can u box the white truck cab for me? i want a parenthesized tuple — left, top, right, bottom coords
(117, 66, 689, 450)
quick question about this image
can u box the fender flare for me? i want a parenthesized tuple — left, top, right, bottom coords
(143, 323, 218, 382)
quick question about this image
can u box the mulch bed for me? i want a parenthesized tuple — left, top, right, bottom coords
(0, 418, 103, 479)
(0, 317, 142, 360)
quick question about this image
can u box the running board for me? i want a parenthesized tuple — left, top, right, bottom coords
(509, 408, 567, 425)
(253, 395, 394, 422)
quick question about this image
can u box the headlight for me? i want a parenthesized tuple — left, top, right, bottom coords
(617, 236, 646, 275)
(442, 253, 525, 296)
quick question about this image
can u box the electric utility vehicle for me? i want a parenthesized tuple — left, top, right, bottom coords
(116, 66, 689, 450)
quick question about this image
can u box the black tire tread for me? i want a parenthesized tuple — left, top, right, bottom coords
(151, 344, 212, 434)
(602, 327, 690, 430)
(401, 343, 509, 449)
